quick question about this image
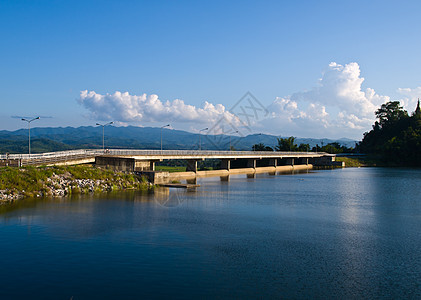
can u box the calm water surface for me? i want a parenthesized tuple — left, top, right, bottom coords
(1, 168, 421, 299)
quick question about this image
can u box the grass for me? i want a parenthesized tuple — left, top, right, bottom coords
(0, 166, 54, 194)
(155, 166, 187, 172)
(0, 165, 150, 197)
(335, 157, 375, 167)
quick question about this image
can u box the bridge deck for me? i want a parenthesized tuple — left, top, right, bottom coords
(0, 149, 332, 166)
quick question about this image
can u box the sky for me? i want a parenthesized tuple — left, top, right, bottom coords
(1, 0, 421, 140)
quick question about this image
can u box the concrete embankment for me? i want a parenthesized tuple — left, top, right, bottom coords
(169, 164, 312, 180)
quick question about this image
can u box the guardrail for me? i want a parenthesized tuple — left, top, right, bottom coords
(105, 149, 326, 157)
(0, 149, 103, 160)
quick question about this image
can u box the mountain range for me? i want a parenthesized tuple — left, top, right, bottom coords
(0, 126, 358, 154)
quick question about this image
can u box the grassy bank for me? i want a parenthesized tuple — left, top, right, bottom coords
(0, 165, 151, 202)
(155, 166, 187, 172)
(335, 157, 377, 167)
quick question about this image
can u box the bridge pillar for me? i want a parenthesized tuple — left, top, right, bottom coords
(220, 175, 230, 182)
(186, 160, 198, 172)
(96, 156, 135, 172)
(221, 159, 231, 170)
(297, 157, 308, 165)
(268, 158, 277, 167)
(187, 178, 197, 184)
(286, 158, 294, 166)
(135, 160, 157, 171)
(247, 159, 256, 169)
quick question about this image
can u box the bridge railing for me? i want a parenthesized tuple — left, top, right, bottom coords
(105, 149, 324, 157)
(0, 149, 102, 160)
(0, 149, 329, 163)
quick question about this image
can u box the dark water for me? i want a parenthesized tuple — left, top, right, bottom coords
(1, 168, 421, 299)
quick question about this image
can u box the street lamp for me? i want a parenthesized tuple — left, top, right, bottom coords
(21, 117, 40, 157)
(96, 121, 113, 151)
(161, 124, 170, 153)
(199, 128, 208, 151)
(229, 130, 239, 151)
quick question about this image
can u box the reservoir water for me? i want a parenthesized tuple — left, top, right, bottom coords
(1, 168, 421, 299)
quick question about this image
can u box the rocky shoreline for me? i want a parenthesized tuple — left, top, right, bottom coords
(0, 167, 153, 203)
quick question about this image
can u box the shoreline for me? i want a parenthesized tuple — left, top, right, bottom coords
(0, 165, 152, 204)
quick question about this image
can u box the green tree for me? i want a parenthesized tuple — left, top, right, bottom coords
(375, 101, 408, 128)
(252, 143, 273, 151)
(275, 137, 298, 151)
(359, 100, 421, 166)
(297, 143, 310, 152)
(310, 142, 354, 154)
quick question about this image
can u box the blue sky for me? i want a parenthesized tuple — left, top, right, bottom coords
(1, 0, 421, 139)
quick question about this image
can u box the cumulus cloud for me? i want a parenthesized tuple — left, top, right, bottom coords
(77, 90, 241, 130)
(397, 86, 421, 111)
(291, 62, 389, 116)
(77, 62, 397, 139)
(265, 62, 391, 139)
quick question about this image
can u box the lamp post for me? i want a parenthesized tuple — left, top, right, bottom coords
(229, 130, 239, 151)
(21, 117, 40, 157)
(96, 121, 113, 151)
(161, 124, 170, 153)
(199, 128, 208, 151)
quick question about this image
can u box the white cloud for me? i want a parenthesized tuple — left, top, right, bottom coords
(77, 62, 401, 140)
(77, 90, 241, 131)
(265, 62, 390, 139)
(291, 62, 389, 117)
(397, 87, 421, 111)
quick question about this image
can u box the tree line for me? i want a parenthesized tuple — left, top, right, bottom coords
(252, 136, 354, 154)
(358, 100, 421, 166)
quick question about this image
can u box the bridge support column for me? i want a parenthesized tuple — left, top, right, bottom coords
(187, 178, 197, 184)
(221, 159, 231, 170)
(135, 160, 157, 171)
(97, 156, 135, 172)
(220, 175, 229, 182)
(297, 157, 308, 165)
(247, 159, 256, 169)
(286, 158, 294, 166)
(186, 160, 198, 172)
(268, 159, 277, 167)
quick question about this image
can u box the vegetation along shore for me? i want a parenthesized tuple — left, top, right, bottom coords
(0, 165, 152, 203)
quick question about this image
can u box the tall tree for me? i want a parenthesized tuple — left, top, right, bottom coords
(375, 101, 408, 128)
(297, 143, 310, 152)
(360, 100, 421, 166)
(252, 143, 273, 151)
(275, 137, 298, 151)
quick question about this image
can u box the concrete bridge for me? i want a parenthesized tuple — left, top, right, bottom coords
(0, 149, 344, 184)
(0, 149, 341, 169)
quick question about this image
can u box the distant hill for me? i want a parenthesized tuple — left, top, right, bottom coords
(0, 126, 358, 154)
